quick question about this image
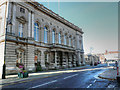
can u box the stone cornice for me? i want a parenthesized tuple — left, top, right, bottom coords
(27, 2, 84, 34)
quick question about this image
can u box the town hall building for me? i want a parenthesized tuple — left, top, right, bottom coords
(0, 0, 85, 77)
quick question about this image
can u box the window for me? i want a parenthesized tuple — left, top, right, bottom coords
(69, 37, 71, 46)
(52, 30, 55, 43)
(44, 26, 48, 43)
(58, 32, 61, 44)
(64, 35, 67, 45)
(18, 23, 23, 37)
(17, 50, 24, 64)
(34, 23, 39, 41)
(20, 7, 25, 13)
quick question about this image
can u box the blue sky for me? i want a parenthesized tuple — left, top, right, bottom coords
(38, 2, 118, 54)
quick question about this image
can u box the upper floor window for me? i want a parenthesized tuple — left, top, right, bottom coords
(18, 23, 23, 37)
(52, 30, 55, 43)
(44, 26, 48, 43)
(20, 7, 25, 13)
(64, 35, 67, 45)
(69, 37, 71, 46)
(58, 32, 61, 44)
(34, 23, 39, 41)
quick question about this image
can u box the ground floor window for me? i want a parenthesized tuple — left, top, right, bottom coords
(16, 50, 24, 64)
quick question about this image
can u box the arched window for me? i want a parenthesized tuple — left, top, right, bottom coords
(58, 32, 61, 44)
(64, 34, 67, 45)
(34, 23, 39, 41)
(52, 30, 55, 43)
(44, 26, 48, 43)
(19, 23, 23, 37)
(69, 36, 71, 46)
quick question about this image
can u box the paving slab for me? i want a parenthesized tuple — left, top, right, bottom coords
(98, 69, 117, 80)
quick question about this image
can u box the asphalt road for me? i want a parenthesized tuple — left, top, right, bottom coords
(2, 64, 115, 89)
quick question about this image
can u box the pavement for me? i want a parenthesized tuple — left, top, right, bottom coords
(98, 68, 117, 80)
(0, 65, 90, 86)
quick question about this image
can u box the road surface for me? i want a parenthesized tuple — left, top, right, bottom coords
(1, 64, 116, 89)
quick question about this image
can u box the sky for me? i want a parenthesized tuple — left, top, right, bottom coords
(37, 1, 118, 54)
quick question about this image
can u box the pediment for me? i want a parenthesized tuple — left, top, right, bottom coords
(16, 16, 27, 24)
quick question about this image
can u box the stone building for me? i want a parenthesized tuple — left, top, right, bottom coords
(0, 0, 85, 77)
(85, 54, 99, 66)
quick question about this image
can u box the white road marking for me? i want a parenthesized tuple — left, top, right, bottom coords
(108, 84, 115, 88)
(87, 84, 92, 88)
(63, 74, 78, 80)
(29, 80, 57, 89)
(93, 80, 96, 83)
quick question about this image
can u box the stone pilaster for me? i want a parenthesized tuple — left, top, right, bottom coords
(28, 11, 31, 38)
(7, 2, 12, 33)
(56, 33, 58, 44)
(82, 54, 85, 65)
(76, 51, 81, 66)
(55, 51, 58, 68)
(41, 26, 44, 43)
(12, 3, 16, 35)
(31, 12, 34, 38)
(68, 53, 72, 68)
(26, 45, 35, 71)
(62, 52, 67, 68)
(49, 30, 52, 44)
(73, 54, 76, 67)
(41, 51, 46, 70)
(0, 3, 6, 36)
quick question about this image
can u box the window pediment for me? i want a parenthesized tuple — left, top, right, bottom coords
(16, 16, 27, 24)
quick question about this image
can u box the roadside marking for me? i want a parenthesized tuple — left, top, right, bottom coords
(87, 84, 92, 88)
(28, 80, 57, 89)
(63, 74, 78, 80)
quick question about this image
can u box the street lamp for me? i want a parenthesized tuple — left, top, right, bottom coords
(2, 18, 12, 79)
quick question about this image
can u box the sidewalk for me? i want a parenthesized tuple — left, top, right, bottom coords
(0, 65, 90, 86)
(98, 68, 117, 80)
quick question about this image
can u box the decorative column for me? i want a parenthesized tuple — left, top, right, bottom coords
(12, 3, 16, 35)
(41, 51, 46, 70)
(68, 53, 72, 68)
(31, 12, 34, 38)
(77, 52, 81, 66)
(55, 51, 58, 68)
(49, 29, 52, 44)
(82, 54, 85, 65)
(62, 52, 67, 68)
(73, 54, 76, 67)
(56, 32, 59, 44)
(28, 11, 31, 38)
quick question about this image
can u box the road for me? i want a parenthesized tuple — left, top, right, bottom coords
(1, 64, 116, 89)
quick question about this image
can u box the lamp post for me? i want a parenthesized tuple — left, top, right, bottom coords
(2, 18, 12, 79)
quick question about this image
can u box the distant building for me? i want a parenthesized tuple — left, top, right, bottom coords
(0, 0, 85, 77)
(85, 54, 100, 66)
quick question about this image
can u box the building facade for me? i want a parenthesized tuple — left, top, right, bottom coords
(0, 0, 85, 76)
(85, 54, 100, 66)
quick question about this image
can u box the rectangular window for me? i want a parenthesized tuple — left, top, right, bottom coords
(19, 23, 23, 37)
(20, 7, 25, 13)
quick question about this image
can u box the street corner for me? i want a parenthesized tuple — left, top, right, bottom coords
(98, 69, 117, 81)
